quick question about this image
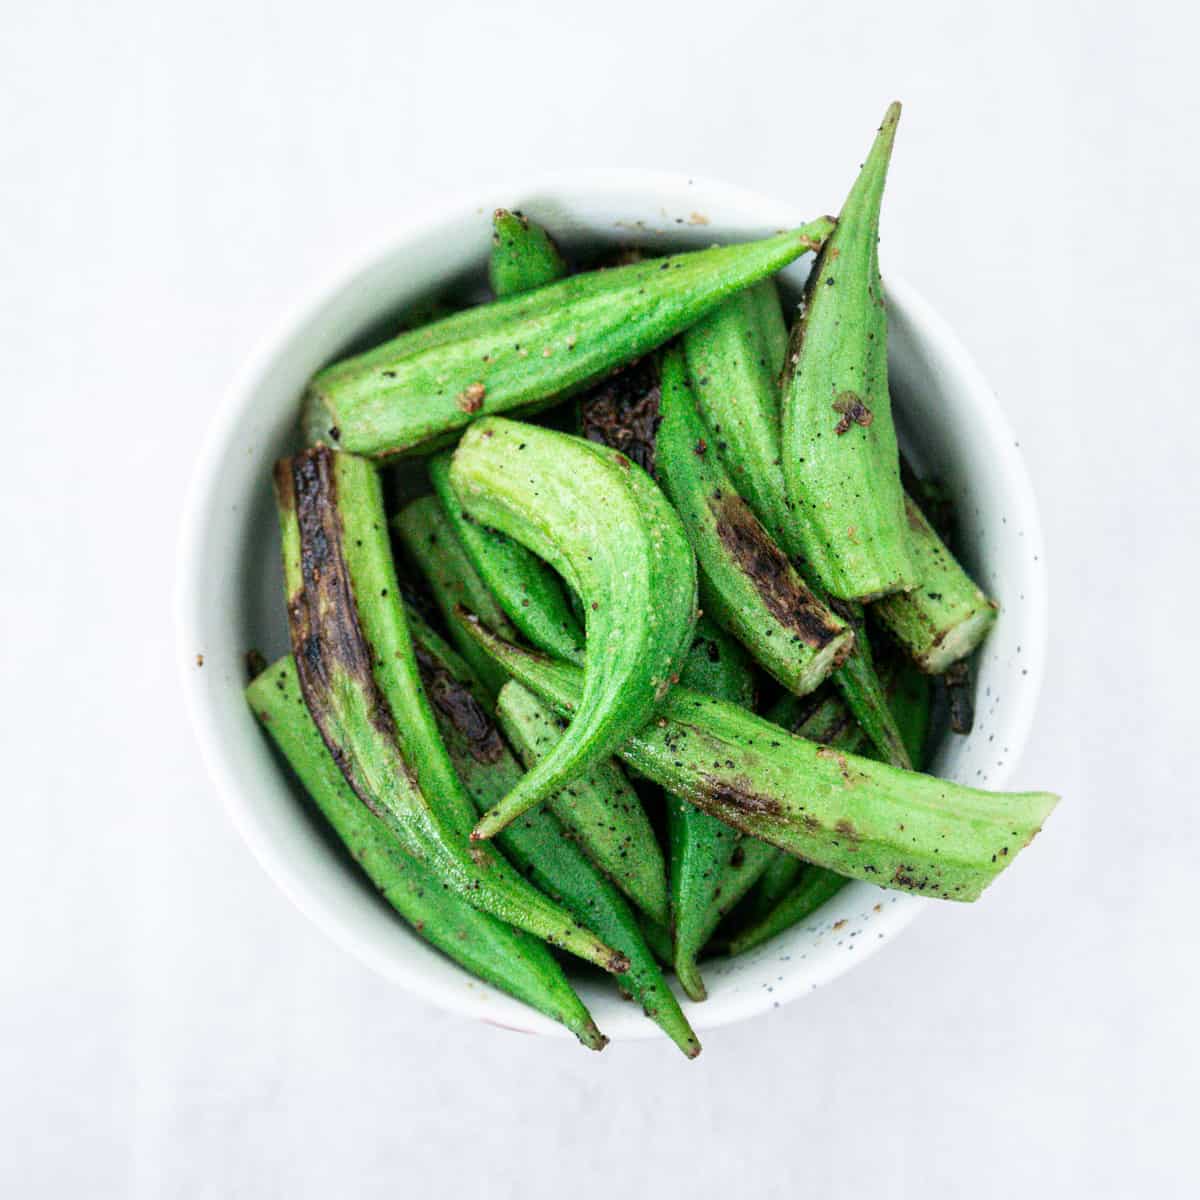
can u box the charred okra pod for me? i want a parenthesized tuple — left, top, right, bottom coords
(496, 682, 668, 927)
(781, 103, 917, 601)
(246, 656, 606, 1050)
(489, 209, 568, 297)
(657, 345, 852, 697)
(408, 613, 699, 1057)
(681, 275, 910, 768)
(304, 220, 834, 460)
(450, 418, 698, 840)
(872, 494, 998, 673)
(274, 446, 628, 974)
(460, 617, 1058, 902)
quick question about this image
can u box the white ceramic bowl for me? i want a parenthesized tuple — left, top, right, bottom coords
(177, 171, 1046, 1042)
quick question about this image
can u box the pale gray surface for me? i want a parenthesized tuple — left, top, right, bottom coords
(2, 2, 1196, 1197)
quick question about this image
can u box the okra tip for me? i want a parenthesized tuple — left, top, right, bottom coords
(577, 1022, 610, 1052)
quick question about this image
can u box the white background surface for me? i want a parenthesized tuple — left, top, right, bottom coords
(3, 2, 1198, 1196)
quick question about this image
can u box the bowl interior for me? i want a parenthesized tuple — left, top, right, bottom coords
(178, 174, 1046, 1041)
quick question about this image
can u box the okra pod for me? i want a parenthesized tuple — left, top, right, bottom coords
(489, 209, 568, 297)
(668, 618, 757, 1001)
(748, 690, 869, 920)
(392, 494, 517, 699)
(450, 417, 698, 839)
(872, 494, 998, 673)
(657, 344, 852, 696)
(304, 220, 834, 460)
(460, 617, 1058, 902)
(726, 867, 850, 957)
(246, 655, 606, 1050)
(496, 682, 668, 927)
(681, 272, 910, 767)
(408, 614, 699, 1057)
(274, 446, 628, 974)
(428, 450, 584, 663)
(780, 104, 916, 601)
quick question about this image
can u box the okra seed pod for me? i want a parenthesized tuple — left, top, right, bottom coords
(460, 618, 1059, 903)
(450, 417, 698, 839)
(275, 446, 628, 974)
(304, 220, 834, 460)
(247, 656, 606, 1050)
(781, 103, 918, 601)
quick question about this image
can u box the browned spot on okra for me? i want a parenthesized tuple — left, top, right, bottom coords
(710, 491, 844, 651)
(413, 646, 505, 764)
(457, 382, 486, 413)
(701, 773, 784, 817)
(578, 358, 661, 475)
(832, 390, 873, 435)
(285, 447, 398, 743)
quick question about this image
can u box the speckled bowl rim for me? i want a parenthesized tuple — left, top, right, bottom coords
(177, 169, 1047, 1044)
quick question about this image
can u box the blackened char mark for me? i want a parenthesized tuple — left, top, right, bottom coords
(700, 773, 783, 818)
(579, 358, 661, 476)
(281, 447, 397, 742)
(710, 491, 844, 652)
(414, 647, 505, 764)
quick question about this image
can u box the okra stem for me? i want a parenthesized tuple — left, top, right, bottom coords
(871, 494, 998, 673)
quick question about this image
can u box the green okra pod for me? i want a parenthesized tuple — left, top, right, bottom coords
(489, 209, 569, 297)
(726, 867, 850, 957)
(780, 103, 917, 601)
(392, 494, 517, 699)
(681, 273, 910, 768)
(872, 494, 998, 673)
(246, 655, 606, 1050)
(496, 682, 669, 927)
(304, 220, 834, 460)
(749, 689, 870, 920)
(407, 614, 699, 1057)
(459, 617, 1059, 902)
(657, 344, 852, 697)
(732, 651, 935, 952)
(667, 618, 757, 1001)
(449, 417, 698, 840)
(428, 450, 583, 663)
(274, 446, 628, 975)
